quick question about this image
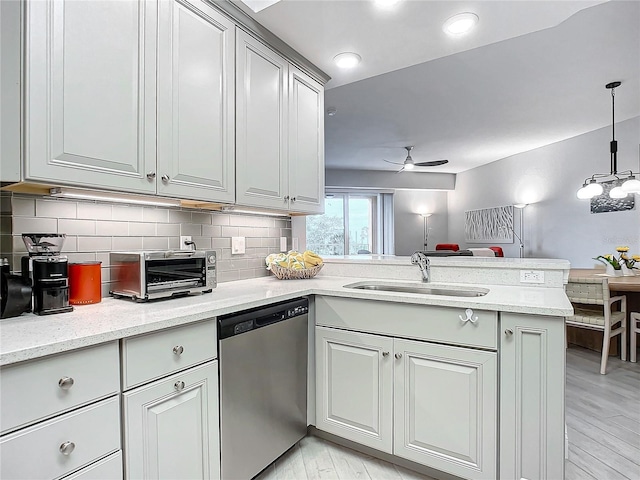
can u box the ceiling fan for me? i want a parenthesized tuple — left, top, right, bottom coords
(383, 146, 449, 173)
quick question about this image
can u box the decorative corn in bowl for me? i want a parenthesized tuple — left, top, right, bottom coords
(265, 250, 324, 279)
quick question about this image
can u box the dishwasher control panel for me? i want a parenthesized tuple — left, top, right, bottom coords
(287, 305, 308, 318)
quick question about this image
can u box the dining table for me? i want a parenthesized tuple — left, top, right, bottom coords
(568, 268, 640, 357)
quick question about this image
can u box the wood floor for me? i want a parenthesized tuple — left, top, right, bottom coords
(256, 346, 640, 480)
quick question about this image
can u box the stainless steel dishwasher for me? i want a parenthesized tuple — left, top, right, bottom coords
(218, 298, 308, 480)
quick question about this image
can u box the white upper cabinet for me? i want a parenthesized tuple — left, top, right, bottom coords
(25, 0, 157, 193)
(288, 67, 325, 214)
(235, 30, 289, 210)
(156, 0, 235, 202)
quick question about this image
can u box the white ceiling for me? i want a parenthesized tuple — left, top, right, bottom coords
(236, 0, 640, 174)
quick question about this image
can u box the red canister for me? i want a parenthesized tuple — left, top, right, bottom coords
(69, 262, 102, 305)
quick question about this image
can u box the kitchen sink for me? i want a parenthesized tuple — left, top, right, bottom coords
(344, 281, 488, 297)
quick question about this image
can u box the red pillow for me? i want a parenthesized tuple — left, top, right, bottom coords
(435, 243, 460, 251)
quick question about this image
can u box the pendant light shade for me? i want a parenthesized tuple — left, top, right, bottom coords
(576, 81, 639, 200)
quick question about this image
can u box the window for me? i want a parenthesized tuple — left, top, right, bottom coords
(306, 191, 394, 256)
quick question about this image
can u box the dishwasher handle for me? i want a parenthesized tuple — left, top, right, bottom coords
(255, 312, 286, 327)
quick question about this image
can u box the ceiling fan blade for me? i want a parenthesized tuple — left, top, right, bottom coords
(395, 166, 405, 174)
(383, 159, 404, 166)
(414, 159, 449, 167)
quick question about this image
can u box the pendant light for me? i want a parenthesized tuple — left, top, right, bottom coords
(576, 81, 640, 199)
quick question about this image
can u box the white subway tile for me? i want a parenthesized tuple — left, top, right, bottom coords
(192, 237, 212, 249)
(66, 252, 97, 263)
(36, 198, 77, 219)
(157, 223, 180, 236)
(112, 236, 143, 251)
(221, 226, 239, 237)
(246, 238, 262, 248)
(168, 237, 180, 249)
(169, 209, 192, 223)
(202, 225, 222, 237)
(112, 205, 143, 222)
(129, 222, 156, 236)
(12, 235, 27, 253)
(77, 202, 112, 220)
(191, 212, 212, 225)
(180, 223, 201, 236)
(212, 238, 231, 248)
(77, 236, 112, 252)
(96, 253, 110, 267)
(143, 207, 169, 223)
(58, 219, 95, 235)
(217, 270, 239, 283)
(12, 197, 36, 216)
(96, 221, 129, 236)
(229, 215, 261, 227)
(211, 214, 230, 226)
(142, 237, 169, 250)
(13, 216, 58, 233)
(64, 236, 78, 252)
(262, 238, 278, 248)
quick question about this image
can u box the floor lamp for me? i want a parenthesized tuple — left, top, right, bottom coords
(514, 204, 528, 258)
(420, 213, 432, 250)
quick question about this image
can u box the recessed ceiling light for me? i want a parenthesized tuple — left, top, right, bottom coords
(443, 12, 479, 36)
(374, 0, 401, 9)
(333, 52, 362, 69)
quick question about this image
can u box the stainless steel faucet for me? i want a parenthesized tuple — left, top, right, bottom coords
(411, 251, 430, 282)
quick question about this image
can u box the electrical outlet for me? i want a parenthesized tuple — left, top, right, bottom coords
(232, 236, 245, 255)
(280, 237, 287, 252)
(520, 270, 545, 284)
(292, 237, 299, 251)
(180, 236, 192, 250)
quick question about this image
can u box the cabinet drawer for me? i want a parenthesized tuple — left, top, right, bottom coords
(316, 296, 498, 349)
(0, 396, 120, 480)
(0, 342, 120, 434)
(122, 319, 216, 389)
(62, 451, 123, 480)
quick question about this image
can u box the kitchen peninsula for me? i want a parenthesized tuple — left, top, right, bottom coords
(0, 257, 571, 480)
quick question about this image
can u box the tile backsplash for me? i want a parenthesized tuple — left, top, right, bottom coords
(1, 193, 292, 297)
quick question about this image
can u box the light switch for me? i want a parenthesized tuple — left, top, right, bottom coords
(280, 237, 287, 252)
(232, 237, 246, 255)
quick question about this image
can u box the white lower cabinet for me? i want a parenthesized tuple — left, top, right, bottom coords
(315, 327, 393, 453)
(316, 326, 497, 480)
(62, 451, 123, 480)
(123, 361, 220, 480)
(0, 397, 121, 480)
(393, 339, 496, 480)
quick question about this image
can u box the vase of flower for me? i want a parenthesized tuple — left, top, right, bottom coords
(621, 264, 636, 276)
(605, 264, 623, 277)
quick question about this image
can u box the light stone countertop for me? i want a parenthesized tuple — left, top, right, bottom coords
(0, 275, 572, 366)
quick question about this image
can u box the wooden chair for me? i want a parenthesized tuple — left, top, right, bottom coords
(631, 312, 640, 363)
(565, 278, 626, 374)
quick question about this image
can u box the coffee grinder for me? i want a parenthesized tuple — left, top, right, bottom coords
(21, 233, 73, 315)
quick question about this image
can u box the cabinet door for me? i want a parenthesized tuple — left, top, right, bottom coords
(157, 0, 235, 202)
(288, 67, 324, 214)
(123, 361, 220, 480)
(394, 339, 497, 480)
(25, 0, 156, 193)
(500, 314, 565, 480)
(315, 327, 393, 453)
(235, 30, 289, 210)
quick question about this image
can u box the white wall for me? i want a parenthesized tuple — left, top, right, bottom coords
(394, 189, 449, 255)
(448, 117, 640, 266)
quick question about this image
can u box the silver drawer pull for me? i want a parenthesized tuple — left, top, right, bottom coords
(161, 174, 170, 183)
(505, 329, 514, 336)
(58, 377, 74, 390)
(459, 308, 478, 324)
(395, 353, 402, 359)
(382, 351, 389, 357)
(173, 345, 184, 355)
(174, 381, 185, 392)
(59, 441, 75, 456)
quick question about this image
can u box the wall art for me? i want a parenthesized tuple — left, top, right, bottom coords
(465, 205, 514, 243)
(590, 180, 635, 213)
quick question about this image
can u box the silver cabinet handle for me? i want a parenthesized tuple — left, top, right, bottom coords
(58, 377, 74, 390)
(291, 197, 296, 202)
(174, 381, 185, 392)
(284, 195, 290, 201)
(161, 175, 170, 183)
(146, 171, 156, 180)
(382, 351, 389, 357)
(459, 308, 478, 324)
(505, 329, 514, 336)
(59, 441, 75, 456)
(395, 353, 402, 359)
(173, 345, 184, 355)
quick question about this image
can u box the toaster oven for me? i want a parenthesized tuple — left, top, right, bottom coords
(109, 250, 216, 301)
